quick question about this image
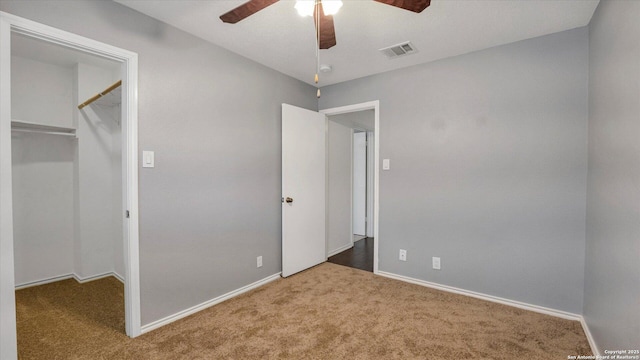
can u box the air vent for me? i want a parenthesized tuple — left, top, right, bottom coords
(379, 41, 418, 59)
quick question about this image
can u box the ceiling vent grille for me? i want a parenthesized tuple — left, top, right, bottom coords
(379, 41, 418, 59)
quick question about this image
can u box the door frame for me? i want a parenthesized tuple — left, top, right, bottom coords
(0, 11, 141, 358)
(320, 100, 380, 273)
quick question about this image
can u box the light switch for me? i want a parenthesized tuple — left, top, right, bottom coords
(142, 151, 154, 168)
(383, 158, 390, 170)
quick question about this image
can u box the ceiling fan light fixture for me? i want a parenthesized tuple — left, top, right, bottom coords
(295, 0, 343, 17)
(295, 0, 315, 17)
(321, 0, 343, 15)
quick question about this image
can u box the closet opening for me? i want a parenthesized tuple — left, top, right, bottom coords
(0, 12, 141, 358)
(11, 30, 126, 348)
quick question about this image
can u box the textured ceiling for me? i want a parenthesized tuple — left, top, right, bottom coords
(115, 0, 599, 86)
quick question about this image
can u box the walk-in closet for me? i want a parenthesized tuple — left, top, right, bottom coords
(10, 32, 126, 335)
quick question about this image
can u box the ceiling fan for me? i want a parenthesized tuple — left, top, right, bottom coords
(219, 0, 431, 50)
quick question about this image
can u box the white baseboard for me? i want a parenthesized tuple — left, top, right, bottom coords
(376, 271, 600, 355)
(15, 274, 75, 290)
(580, 316, 600, 356)
(75, 272, 123, 284)
(112, 272, 125, 284)
(376, 271, 581, 320)
(140, 272, 282, 334)
(353, 235, 367, 242)
(15, 271, 123, 290)
(327, 243, 354, 257)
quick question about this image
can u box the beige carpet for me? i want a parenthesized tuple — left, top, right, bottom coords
(16, 263, 592, 359)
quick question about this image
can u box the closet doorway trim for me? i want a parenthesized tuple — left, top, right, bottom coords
(0, 12, 142, 356)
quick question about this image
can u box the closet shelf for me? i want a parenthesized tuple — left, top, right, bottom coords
(11, 120, 76, 137)
(78, 80, 121, 110)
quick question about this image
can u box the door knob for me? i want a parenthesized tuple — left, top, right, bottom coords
(285, 197, 293, 203)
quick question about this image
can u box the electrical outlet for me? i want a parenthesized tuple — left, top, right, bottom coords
(257, 256, 263, 268)
(399, 249, 407, 261)
(432, 256, 441, 270)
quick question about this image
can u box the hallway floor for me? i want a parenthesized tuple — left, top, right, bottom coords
(328, 237, 374, 272)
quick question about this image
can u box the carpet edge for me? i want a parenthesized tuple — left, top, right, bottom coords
(15, 272, 124, 290)
(376, 270, 580, 319)
(140, 272, 281, 334)
(376, 270, 599, 355)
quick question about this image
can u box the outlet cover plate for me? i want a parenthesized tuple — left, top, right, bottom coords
(432, 256, 441, 270)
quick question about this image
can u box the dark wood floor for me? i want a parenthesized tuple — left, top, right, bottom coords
(328, 237, 374, 272)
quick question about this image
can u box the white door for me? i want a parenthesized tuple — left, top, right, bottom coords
(282, 104, 326, 277)
(353, 132, 367, 236)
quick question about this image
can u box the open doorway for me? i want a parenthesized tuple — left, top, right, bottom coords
(0, 12, 141, 358)
(321, 102, 379, 273)
(353, 129, 374, 240)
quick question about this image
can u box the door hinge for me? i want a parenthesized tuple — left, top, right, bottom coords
(125, 210, 130, 218)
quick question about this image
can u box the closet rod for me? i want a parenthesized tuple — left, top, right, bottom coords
(11, 128, 76, 137)
(77, 80, 122, 110)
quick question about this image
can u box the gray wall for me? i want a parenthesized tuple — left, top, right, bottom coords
(75, 62, 123, 280)
(330, 111, 376, 237)
(585, 0, 640, 351)
(320, 28, 589, 314)
(11, 56, 75, 285)
(11, 56, 74, 128)
(327, 120, 352, 255)
(330, 110, 374, 131)
(11, 133, 76, 285)
(8, 2, 638, 351)
(11, 56, 123, 286)
(0, 0, 316, 325)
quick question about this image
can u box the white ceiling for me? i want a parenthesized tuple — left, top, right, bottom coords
(115, 0, 599, 87)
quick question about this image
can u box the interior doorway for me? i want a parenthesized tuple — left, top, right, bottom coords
(1, 12, 141, 358)
(321, 101, 379, 273)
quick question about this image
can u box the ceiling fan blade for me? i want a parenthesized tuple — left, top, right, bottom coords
(314, 0, 337, 49)
(373, 0, 431, 13)
(220, 0, 279, 24)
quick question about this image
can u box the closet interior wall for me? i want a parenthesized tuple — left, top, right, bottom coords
(327, 119, 352, 256)
(74, 62, 123, 281)
(11, 35, 123, 287)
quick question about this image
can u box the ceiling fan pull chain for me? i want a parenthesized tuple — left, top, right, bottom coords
(315, 0, 321, 97)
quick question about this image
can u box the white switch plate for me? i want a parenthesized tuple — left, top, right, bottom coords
(257, 256, 263, 268)
(399, 249, 407, 261)
(383, 159, 390, 170)
(432, 257, 441, 270)
(142, 151, 154, 168)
